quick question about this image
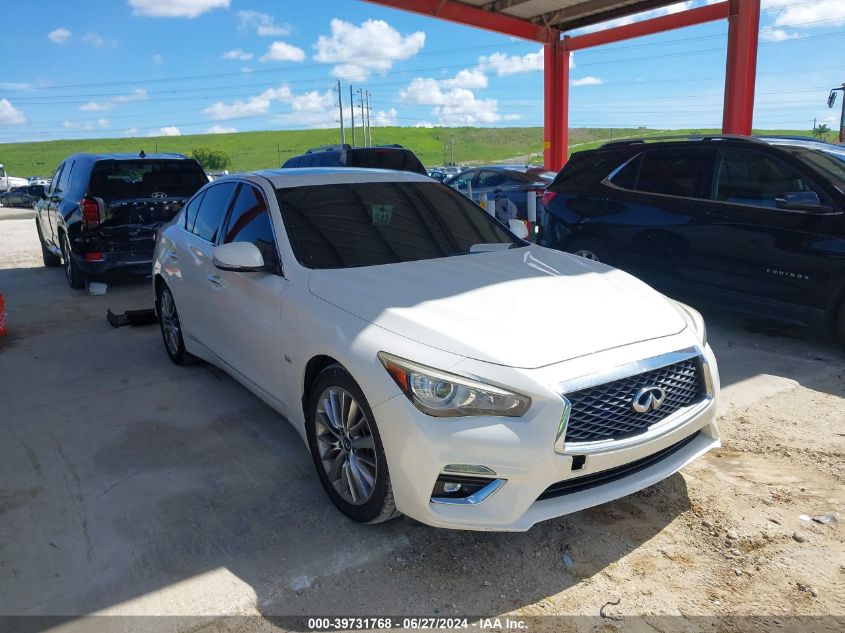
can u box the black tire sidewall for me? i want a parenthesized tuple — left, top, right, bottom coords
(305, 366, 391, 523)
(61, 233, 86, 289)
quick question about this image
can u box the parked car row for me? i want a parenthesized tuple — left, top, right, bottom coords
(0, 184, 45, 208)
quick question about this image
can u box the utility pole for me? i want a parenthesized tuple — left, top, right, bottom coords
(366, 91, 373, 146)
(830, 83, 845, 144)
(358, 89, 366, 147)
(450, 135, 455, 166)
(349, 85, 356, 147)
(335, 80, 345, 145)
(276, 143, 281, 166)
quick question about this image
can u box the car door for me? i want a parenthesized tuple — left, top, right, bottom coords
(40, 163, 64, 246)
(696, 146, 839, 310)
(204, 182, 289, 401)
(602, 146, 715, 279)
(176, 181, 238, 351)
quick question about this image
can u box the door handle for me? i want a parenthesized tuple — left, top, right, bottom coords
(207, 273, 223, 287)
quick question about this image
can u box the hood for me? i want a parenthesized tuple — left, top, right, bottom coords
(308, 246, 687, 369)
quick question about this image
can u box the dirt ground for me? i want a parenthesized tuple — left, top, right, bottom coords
(1, 216, 843, 632)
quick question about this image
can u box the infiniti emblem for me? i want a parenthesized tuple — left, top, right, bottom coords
(632, 386, 666, 413)
(151, 192, 167, 199)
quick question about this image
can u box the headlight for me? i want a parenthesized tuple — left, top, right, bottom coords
(673, 300, 707, 346)
(377, 352, 531, 418)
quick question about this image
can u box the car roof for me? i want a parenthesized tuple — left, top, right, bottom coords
(247, 167, 433, 189)
(67, 152, 191, 162)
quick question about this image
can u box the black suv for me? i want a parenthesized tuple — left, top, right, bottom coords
(36, 152, 208, 288)
(282, 144, 427, 175)
(541, 136, 845, 344)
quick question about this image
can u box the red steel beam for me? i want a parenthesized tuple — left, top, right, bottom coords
(543, 38, 570, 171)
(722, 0, 760, 134)
(361, 0, 558, 42)
(565, 1, 729, 51)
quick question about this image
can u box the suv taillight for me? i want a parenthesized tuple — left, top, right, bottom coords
(541, 191, 558, 208)
(81, 198, 100, 230)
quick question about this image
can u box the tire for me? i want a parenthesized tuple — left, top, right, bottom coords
(60, 232, 86, 289)
(306, 364, 400, 524)
(565, 237, 614, 266)
(0, 196, 6, 207)
(36, 219, 61, 267)
(156, 284, 198, 366)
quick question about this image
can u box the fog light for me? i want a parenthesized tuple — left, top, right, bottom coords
(430, 475, 506, 505)
(443, 482, 462, 493)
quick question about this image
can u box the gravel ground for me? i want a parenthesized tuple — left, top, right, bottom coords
(1, 217, 843, 631)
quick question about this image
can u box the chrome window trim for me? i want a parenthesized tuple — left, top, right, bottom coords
(554, 346, 714, 455)
(430, 478, 506, 506)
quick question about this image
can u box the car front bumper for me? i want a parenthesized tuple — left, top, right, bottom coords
(372, 342, 720, 532)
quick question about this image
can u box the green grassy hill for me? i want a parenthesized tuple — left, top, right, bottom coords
(0, 126, 818, 177)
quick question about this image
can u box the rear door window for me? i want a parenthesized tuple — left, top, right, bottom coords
(478, 171, 507, 188)
(183, 190, 206, 232)
(713, 148, 827, 208)
(191, 182, 237, 242)
(57, 160, 74, 193)
(635, 148, 708, 197)
(223, 184, 280, 272)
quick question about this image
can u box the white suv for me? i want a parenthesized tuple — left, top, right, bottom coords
(152, 168, 720, 531)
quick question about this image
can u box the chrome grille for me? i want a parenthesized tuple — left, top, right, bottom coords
(563, 358, 704, 443)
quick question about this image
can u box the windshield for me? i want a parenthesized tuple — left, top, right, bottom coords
(276, 181, 522, 269)
(89, 159, 208, 200)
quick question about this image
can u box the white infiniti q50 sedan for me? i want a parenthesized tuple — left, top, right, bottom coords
(152, 168, 720, 531)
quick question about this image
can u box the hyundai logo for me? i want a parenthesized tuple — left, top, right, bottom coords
(151, 192, 167, 199)
(632, 386, 666, 413)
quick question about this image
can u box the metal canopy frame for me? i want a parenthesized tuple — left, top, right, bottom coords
(363, 0, 761, 170)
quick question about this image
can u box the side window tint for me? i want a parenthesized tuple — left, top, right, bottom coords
(478, 171, 506, 188)
(224, 184, 279, 271)
(636, 149, 703, 197)
(49, 164, 64, 194)
(610, 155, 641, 190)
(714, 148, 823, 208)
(192, 182, 236, 242)
(450, 172, 474, 190)
(58, 160, 75, 193)
(184, 190, 206, 231)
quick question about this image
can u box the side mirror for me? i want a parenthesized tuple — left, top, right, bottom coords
(40, 191, 48, 200)
(212, 242, 265, 272)
(828, 91, 837, 109)
(508, 218, 529, 240)
(775, 191, 826, 212)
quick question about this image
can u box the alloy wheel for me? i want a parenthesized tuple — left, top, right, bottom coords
(159, 288, 181, 356)
(61, 235, 73, 284)
(315, 387, 378, 506)
(574, 249, 600, 262)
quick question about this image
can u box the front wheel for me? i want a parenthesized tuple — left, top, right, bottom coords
(0, 196, 7, 207)
(306, 365, 400, 524)
(157, 284, 198, 366)
(565, 238, 614, 266)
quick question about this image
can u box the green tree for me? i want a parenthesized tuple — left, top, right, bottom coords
(813, 123, 831, 140)
(191, 147, 231, 171)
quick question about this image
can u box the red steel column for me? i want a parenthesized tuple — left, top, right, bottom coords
(722, 0, 760, 134)
(544, 36, 569, 171)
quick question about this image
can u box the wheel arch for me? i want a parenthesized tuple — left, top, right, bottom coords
(301, 354, 342, 418)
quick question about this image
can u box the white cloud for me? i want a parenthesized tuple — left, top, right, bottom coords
(237, 10, 290, 36)
(63, 118, 110, 131)
(478, 47, 545, 76)
(80, 89, 147, 112)
(48, 27, 71, 44)
(202, 84, 292, 120)
(766, 0, 845, 28)
(206, 124, 237, 134)
(129, 0, 229, 18)
(260, 41, 305, 62)
(153, 53, 164, 65)
(440, 68, 488, 90)
(572, 76, 604, 86)
(371, 108, 398, 127)
(314, 19, 425, 80)
(0, 99, 26, 125)
(241, 67, 252, 73)
(759, 28, 802, 42)
(0, 82, 30, 90)
(414, 121, 435, 128)
(400, 79, 500, 126)
(149, 126, 182, 136)
(223, 49, 253, 61)
(125, 127, 140, 136)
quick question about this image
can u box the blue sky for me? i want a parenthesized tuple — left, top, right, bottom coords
(0, 0, 843, 141)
